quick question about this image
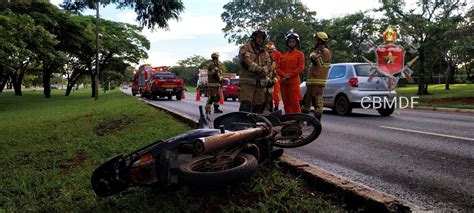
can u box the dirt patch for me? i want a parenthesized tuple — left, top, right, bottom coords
(60, 149, 86, 174)
(421, 97, 474, 104)
(95, 116, 132, 136)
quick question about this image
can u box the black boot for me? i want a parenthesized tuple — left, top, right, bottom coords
(214, 105, 223, 113)
(314, 113, 321, 121)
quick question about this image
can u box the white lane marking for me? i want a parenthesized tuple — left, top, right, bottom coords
(379, 126, 474, 141)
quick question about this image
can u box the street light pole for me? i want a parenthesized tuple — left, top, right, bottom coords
(95, 1, 100, 100)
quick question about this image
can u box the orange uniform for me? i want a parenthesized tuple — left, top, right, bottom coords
(272, 50, 282, 109)
(276, 49, 305, 113)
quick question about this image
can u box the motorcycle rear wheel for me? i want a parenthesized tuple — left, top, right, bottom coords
(178, 153, 257, 186)
(273, 113, 322, 148)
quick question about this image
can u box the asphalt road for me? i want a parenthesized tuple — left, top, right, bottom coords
(126, 89, 474, 211)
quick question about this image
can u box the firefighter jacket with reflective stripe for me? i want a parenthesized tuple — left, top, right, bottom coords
(307, 47, 331, 86)
(276, 49, 305, 85)
(239, 42, 272, 87)
(207, 61, 223, 88)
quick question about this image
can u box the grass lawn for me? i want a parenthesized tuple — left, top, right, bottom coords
(0, 89, 343, 212)
(186, 86, 197, 93)
(396, 84, 474, 109)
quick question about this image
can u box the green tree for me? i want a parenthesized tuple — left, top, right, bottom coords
(100, 57, 130, 92)
(325, 12, 379, 63)
(64, 16, 149, 97)
(3, 1, 87, 97)
(222, 56, 240, 74)
(221, 0, 316, 45)
(0, 9, 57, 96)
(172, 55, 209, 86)
(176, 55, 208, 68)
(267, 17, 316, 56)
(379, 0, 468, 94)
(60, 0, 184, 29)
(446, 6, 473, 84)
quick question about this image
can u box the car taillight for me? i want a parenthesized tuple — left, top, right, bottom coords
(348, 78, 358, 87)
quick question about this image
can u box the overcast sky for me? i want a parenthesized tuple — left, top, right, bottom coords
(50, 0, 411, 67)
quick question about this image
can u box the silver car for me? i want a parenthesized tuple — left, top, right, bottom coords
(300, 63, 397, 116)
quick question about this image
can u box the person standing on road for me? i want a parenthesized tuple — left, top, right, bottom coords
(238, 29, 272, 113)
(276, 30, 305, 114)
(262, 41, 279, 113)
(266, 41, 282, 111)
(302, 32, 331, 121)
(205, 52, 224, 114)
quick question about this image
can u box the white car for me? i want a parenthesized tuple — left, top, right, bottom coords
(300, 63, 397, 116)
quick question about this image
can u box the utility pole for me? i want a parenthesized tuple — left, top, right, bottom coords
(95, 1, 100, 100)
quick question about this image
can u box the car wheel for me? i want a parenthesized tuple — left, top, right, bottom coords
(176, 94, 182, 101)
(232, 97, 237, 101)
(335, 95, 352, 116)
(377, 106, 395, 116)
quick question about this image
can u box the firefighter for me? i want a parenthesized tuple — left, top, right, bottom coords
(266, 41, 282, 111)
(238, 29, 272, 113)
(205, 52, 224, 114)
(302, 32, 331, 121)
(262, 42, 279, 113)
(276, 30, 305, 114)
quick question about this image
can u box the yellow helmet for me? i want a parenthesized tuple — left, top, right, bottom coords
(314, 32, 328, 41)
(211, 52, 220, 59)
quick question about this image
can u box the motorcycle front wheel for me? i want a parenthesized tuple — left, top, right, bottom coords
(273, 113, 322, 148)
(178, 153, 258, 186)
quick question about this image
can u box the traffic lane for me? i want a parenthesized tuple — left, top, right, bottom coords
(322, 110, 473, 157)
(150, 91, 473, 144)
(147, 93, 240, 121)
(324, 107, 474, 139)
(384, 109, 474, 138)
(286, 113, 474, 209)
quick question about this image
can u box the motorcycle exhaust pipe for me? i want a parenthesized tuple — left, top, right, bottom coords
(193, 127, 266, 155)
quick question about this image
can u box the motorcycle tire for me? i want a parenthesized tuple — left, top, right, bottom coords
(178, 153, 258, 186)
(273, 113, 322, 148)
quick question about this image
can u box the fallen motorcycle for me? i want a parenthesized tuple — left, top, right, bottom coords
(91, 107, 321, 197)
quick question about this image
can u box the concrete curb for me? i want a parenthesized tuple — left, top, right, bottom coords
(279, 154, 423, 212)
(413, 106, 474, 114)
(123, 91, 422, 212)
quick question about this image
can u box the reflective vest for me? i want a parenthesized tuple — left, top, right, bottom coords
(307, 47, 331, 86)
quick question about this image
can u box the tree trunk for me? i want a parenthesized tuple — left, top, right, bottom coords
(65, 69, 83, 96)
(43, 66, 52, 98)
(91, 71, 97, 98)
(13, 74, 22, 96)
(417, 48, 429, 95)
(466, 65, 472, 82)
(445, 61, 454, 90)
(65, 81, 74, 96)
(0, 76, 8, 93)
(13, 62, 29, 96)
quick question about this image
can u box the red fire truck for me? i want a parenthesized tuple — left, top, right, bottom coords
(141, 66, 184, 100)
